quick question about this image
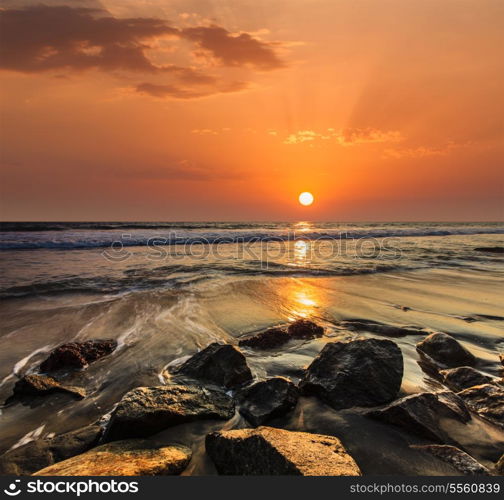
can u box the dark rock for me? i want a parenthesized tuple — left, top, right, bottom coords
(105, 385, 235, 441)
(500, 354, 504, 367)
(175, 343, 252, 389)
(238, 327, 290, 349)
(0, 424, 102, 475)
(287, 319, 324, 339)
(34, 440, 191, 476)
(5, 374, 86, 405)
(299, 338, 403, 410)
(340, 319, 422, 337)
(367, 391, 471, 444)
(457, 384, 504, 425)
(205, 426, 361, 476)
(416, 333, 476, 368)
(40, 339, 117, 372)
(410, 445, 490, 475)
(474, 247, 504, 254)
(238, 377, 299, 426)
(440, 366, 494, 392)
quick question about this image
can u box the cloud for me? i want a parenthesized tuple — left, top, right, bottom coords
(179, 25, 285, 70)
(135, 80, 248, 99)
(0, 5, 175, 73)
(383, 141, 469, 159)
(283, 128, 403, 145)
(0, 5, 285, 73)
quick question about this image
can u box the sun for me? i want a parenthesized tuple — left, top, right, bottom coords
(298, 192, 314, 206)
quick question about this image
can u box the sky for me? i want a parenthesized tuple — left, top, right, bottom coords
(0, 0, 503, 221)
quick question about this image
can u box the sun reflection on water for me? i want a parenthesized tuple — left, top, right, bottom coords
(282, 280, 323, 321)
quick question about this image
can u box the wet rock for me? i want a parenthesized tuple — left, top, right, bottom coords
(238, 327, 290, 350)
(474, 247, 504, 254)
(0, 424, 102, 475)
(238, 377, 299, 426)
(300, 338, 403, 410)
(105, 385, 235, 441)
(440, 366, 494, 392)
(205, 426, 361, 476)
(287, 319, 324, 339)
(40, 339, 117, 372)
(340, 319, 422, 337)
(5, 374, 86, 405)
(175, 343, 252, 389)
(410, 445, 490, 475)
(34, 440, 191, 476)
(416, 333, 476, 368)
(496, 454, 504, 475)
(457, 384, 504, 425)
(367, 391, 471, 444)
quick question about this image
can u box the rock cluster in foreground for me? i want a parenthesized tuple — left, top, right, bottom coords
(205, 426, 361, 476)
(34, 440, 192, 476)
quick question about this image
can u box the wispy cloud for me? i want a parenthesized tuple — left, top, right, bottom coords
(383, 141, 469, 159)
(283, 128, 403, 145)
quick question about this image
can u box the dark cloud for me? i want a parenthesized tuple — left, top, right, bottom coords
(180, 25, 285, 70)
(136, 80, 248, 99)
(0, 5, 285, 75)
(0, 5, 176, 73)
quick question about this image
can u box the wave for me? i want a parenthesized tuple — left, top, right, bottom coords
(1, 226, 503, 250)
(0, 262, 416, 299)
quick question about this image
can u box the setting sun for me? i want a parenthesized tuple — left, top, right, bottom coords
(299, 192, 314, 206)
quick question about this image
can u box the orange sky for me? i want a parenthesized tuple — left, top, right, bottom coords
(1, 0, 503, 221)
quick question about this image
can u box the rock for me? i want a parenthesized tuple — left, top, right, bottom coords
(440, 366, 494, 392)
(40, 339, 117, 372)
(5, 374, 86, 404)
(496, 454, 504, 475)
(175, 343, 252, 389)
(474, 247, 504, 254)
(457, 384, 504, 425)
(367, 391, 471, 443)
(205, 426, 361, 476)
(339, 319, 421, 337)
(416, 333, 476, 368)
(34, 440, 191, 476)
(239, 327, 290, 349)
(0, 424, 102, 475)
(287, 319, 324, 339)
(299, 338, 403, 410)
(238, 377, 299, 426)
(105, 385, 235, 441)
(500, 354, 504, 367)
(411, 445, 490, 475)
